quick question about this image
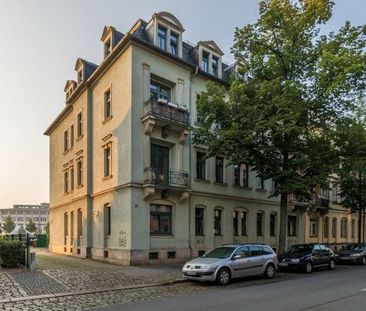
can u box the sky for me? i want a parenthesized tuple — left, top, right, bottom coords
(0, 0, 364, 209)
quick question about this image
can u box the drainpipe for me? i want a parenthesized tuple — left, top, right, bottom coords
(188, 66, 199, 258)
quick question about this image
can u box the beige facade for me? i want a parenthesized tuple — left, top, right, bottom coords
(45, 12, 361, 265)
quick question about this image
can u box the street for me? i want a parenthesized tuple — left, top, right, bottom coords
(97, 265, 366, 311)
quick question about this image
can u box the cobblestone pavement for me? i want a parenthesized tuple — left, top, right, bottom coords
(0, 272, 25, 301)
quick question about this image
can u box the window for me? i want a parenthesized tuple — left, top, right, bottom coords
(64, 130, 68, 152)
(256, 212, 263, 236)
(104, 145, 112, 177)
(77, 112, 83, 138)
(77, 70, 83, 84)
(77, 209, 82, 237)
(104, 204, 111, 236)
(64, 213, 68, 245)
(214, 209, 222, 236)
(64, 170, 69, 194)
(270, 213, 276, 237)
(70, 166, 74, 191)
(242, 163, 249, 187)
(196, 152, 206, 180)
(202, 51, 209, 72)
(150, 81, 171, 101)
(212, 56, 218, 76)
(233, 211, 239, 236)
(234, 165, 240, 186)
(288, 215, 297, 237)
(324, 218, 329, 238)
(256, 177, 265, 190)
(76, 158, 83, 186)
(310, 218, 318, 236)
(170, 31, 178, 56)
(195, 207, 204, 236)
(70, 211, 74, 245)
(70, 125, 74, 148)
(150, 204, 172, 235)
(215, 156, 224, 183)
(104, 88, 111, 120)
(241, 211, 247, 236)
(196, 94, 204, 124)
(157, 25, 167, 50)
(104, 39, 112, 58)
(351, 219, 355, 238)
(341, 218, 348, 238)
(332, 218, 337, 238)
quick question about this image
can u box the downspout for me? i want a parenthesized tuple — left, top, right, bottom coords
(188, 66, 199, 259)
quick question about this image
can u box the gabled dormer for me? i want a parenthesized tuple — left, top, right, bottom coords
(64, 80, 77, 101)
(74, 58, 98, 85)
(197, 40, 224, 79)
(100, 26, 124, 59)
(145, 11, 184, 58)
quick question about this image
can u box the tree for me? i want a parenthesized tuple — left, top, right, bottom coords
(2, 216, 15, 234)
(194, 0, 366, 254)
(25, 219, 37, 233)
(45, 222, 50, 235)
(334, 112, 366, 243)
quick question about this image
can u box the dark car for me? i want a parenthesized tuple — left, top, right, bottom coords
(334, 243, 366, 265)
(278, 243, 335, 273)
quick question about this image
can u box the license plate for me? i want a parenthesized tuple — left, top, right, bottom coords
(186, 270, 196, 276)
(279, 262, 288, 267)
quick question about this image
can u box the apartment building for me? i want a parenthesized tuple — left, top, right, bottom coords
(44, 12, 360, 264)
(0, 203, 49, 233)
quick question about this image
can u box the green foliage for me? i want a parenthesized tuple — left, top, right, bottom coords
(45, 222, 50, 235)
(194, 0, 366, 253)
(25, 219, 37, 233)
(2, 216, 15, 234)
(0, 239, 25, 268)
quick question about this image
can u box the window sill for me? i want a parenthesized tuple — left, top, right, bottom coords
(76, 184, 84, 189)
(150, 234, 174, 238)
(102, 115, 113, 125)
(214, 235, 223, 237)
(214, 182, 228, 187)
(103, 175, 113, 181)
(233, 185, 252, 190)
(194, 178, 210, 184)
(63, 150, 69, 155)
(76, 135, 84, 142)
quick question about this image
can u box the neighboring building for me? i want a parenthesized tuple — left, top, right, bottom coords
(44, 12, 361, 265)
(0, 203, 49, 233)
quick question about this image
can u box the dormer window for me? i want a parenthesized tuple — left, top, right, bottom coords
(158, 26, 167, 50)
(104, 39, 112, 58)
(170, 31, 178, 56)
(202, 51, 209, 73)
(77, 70, 83, 84)
(212, 56, 219, 77)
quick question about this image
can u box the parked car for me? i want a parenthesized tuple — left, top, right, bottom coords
(182, 244, 278, 285)
(334, 243, 366, 265)
(278, 243, 335, 273)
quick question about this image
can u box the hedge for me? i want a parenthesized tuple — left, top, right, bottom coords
(0, 239, 25, 268)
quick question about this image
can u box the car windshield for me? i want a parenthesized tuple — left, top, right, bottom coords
(204, 247, 236, 259)
(287, 245, 313, 254)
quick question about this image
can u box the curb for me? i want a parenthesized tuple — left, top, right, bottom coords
(0, 278, 187, 304)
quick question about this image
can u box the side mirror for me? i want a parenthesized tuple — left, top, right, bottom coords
(232, 254, 241, 260)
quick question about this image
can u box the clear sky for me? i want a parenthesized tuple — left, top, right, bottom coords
(0, 0, 364, 208)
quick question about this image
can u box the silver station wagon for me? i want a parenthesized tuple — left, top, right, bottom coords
(182, 244, 278, 285)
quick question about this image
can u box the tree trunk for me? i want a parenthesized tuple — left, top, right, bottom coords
(278, 193, 288, 255)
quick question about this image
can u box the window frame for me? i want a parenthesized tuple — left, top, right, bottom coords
(103, 144, 112, 178)
(77, 112, 83, 138)
(256, 212, 264, 237)
(150, 204, 172, 235)
(214, 209, 222, 236)
(76, 157, 83, 187)
(150, 80, 171, 102)
(202, 50, 209, 73)
(215, 156, 224, 183)
(157, 25, 167, 50)
(195, 207, 204, 236)
(287, 215, 297, 237)
(104, 88, 112, 121)
(196, 151, 206, 180)
(170, 31, 179, 56)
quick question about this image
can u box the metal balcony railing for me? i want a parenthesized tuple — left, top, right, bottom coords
(143, 99, 189, 126)
(144, 167, 189, 188)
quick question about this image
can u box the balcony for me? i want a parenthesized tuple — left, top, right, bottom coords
(142, 99, 190, 141)
(144, 167, 189, 188)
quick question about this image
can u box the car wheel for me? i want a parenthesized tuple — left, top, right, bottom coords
(304, 262, 313, 274)
(264, 263, 275, 279)
(328, 259, 335, 270)
(361, 257, 366, 265)
(216, 267, 231, 285)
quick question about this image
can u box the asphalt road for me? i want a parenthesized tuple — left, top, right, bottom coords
(96, 265, 366, 311)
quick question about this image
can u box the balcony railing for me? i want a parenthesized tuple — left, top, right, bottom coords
(143, 99, 189, 126)
(294, 195, 330, 208)
(314, 197, 330, 208)
(144, 167, 189, 188)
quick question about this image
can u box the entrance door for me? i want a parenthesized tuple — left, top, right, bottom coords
(151, 144, 169, 186)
